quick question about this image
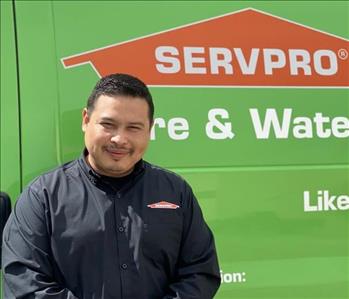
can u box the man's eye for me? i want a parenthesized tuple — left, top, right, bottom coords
(128, 126, 141, 131)
(100, 122, 114, 128)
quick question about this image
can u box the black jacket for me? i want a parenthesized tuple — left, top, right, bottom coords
(2, 155, 220, 299)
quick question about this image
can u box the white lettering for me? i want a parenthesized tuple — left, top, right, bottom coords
(313, 50, 338, 75)
(332, 117, 349, 138)
(323, 190, 337, 211)
(206, 108, 235, 139)
(234, 48, 259, 75)
(155, 46, 180, 74)
(209, 48, 233, 74)
(304, 191, 318, 212)
(250, 108, 291, 139)
(289, 49, 312, 75)
(220, 270, 246, 283)
(151, 118, 166, 140)
(304, 190, 349, 212)
(151, 117, 189, 141)
(168, 118, 189, 140)
(313, 113, 331, 138)
(184, 47, 206, 74)
(293, 117, 313, 138)
(337, 195, 349, 210)
(263, 49, 286, 75)
(251, 109, 349, 139)
(155, 46, 339, 76)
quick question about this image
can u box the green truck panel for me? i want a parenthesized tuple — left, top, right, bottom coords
(1, 1, 348, 298)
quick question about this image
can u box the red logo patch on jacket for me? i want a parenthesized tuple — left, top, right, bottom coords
(147, 201, 180, 209)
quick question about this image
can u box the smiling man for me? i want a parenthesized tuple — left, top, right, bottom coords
(83, 93, 151, 178)
(2, 74, 220, 299)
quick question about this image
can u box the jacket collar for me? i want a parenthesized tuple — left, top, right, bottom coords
(78, 148, 145, 185)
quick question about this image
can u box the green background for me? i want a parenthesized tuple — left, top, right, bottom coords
(1, 1, 348, 298)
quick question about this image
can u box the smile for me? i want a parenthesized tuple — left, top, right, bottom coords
(105, 148, 129, 158)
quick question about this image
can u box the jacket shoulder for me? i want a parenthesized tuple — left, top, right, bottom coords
(26, 159, 80, 193)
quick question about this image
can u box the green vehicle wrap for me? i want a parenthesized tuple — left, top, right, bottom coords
(1, 1, 348, 298)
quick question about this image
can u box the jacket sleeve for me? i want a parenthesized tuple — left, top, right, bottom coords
(1, 185, 78, 299)
(163, 183, 221, 299)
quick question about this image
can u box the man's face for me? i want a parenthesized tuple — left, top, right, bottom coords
(82, 94, 152, 177)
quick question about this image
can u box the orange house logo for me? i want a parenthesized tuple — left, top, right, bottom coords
(62, 8, 349, 87)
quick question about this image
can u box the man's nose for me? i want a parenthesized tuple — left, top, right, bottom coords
(110, 130, 127, 145)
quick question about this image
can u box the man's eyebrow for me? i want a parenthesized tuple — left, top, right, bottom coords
(99, 117, 115, 123)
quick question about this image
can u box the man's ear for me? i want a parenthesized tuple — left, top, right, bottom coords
(82, 108, 89, 132)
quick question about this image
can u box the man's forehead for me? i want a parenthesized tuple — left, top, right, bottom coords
(95, 94, 147, 104)
(94, 95, 147, 110)
(89, 94, 152, 125)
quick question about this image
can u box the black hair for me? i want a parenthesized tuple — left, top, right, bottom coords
(87, 73, 154, 122)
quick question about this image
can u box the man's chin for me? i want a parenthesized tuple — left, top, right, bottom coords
(103, 163, 134, 177)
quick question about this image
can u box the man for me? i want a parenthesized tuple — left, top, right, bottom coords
(2, 74, 220, 298)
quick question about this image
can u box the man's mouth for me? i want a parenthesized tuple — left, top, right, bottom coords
(105, 148, 129, 158)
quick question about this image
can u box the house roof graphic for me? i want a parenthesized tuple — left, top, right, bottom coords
(62, 8, 349, 88)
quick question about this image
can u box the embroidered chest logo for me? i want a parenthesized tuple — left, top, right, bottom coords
(147, 201, 180, 209)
